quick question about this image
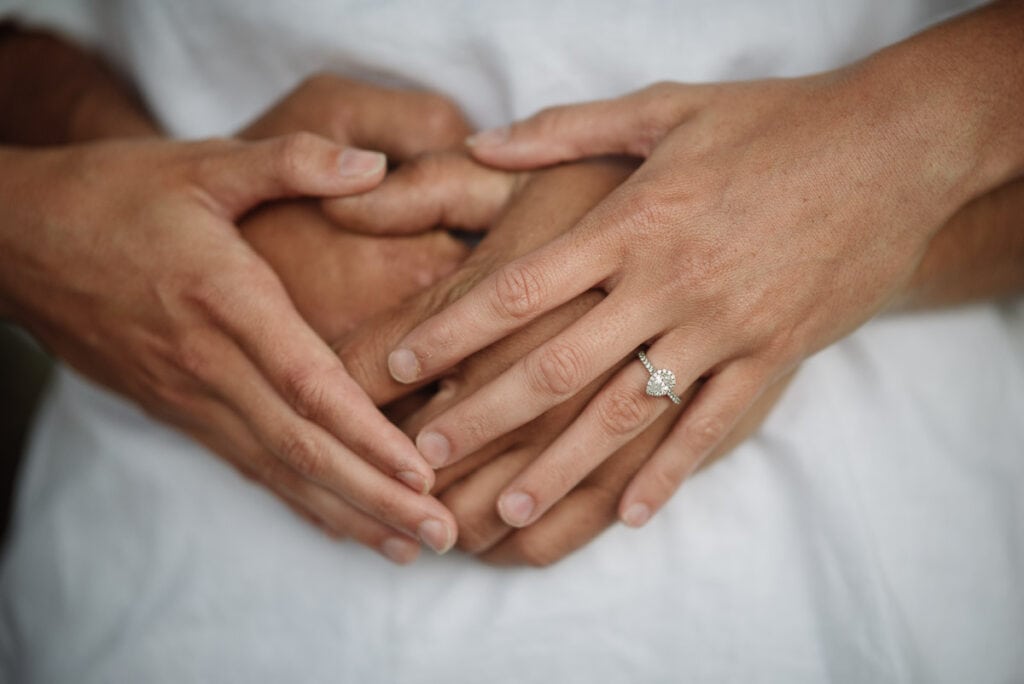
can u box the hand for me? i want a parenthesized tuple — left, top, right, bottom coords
(0, 134, 457, 564)
(238, 72, 476, 344)
(332, 155, 791, 565)
(242, 201, 468, 343)
(374, 48, 1016, 530)
(225, 74, 477, 560)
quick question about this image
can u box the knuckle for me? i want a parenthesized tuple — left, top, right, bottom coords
(617, 183, 673, 237)
(635, 94, 684, 155)
(177, 271, 225, 321)
(367, 488, 405, 523)
(335, 340, 378, 395)
(274, 131, 320, 179)
(526, 341, 588, 398)
(509, 533, 560, 569)
(405, 152, 449, 188)
(683, 413, 728, 456)
(448, 411, 492, 452)
(172, 332, 214, 382)
(420, 316, 460, 358)
(417, 94, 470, 142)
(277, 429, 326, 479)
(447, 500, 499, 555)
(646, 463, 683, 503)
(595, 387, 650, 438)
(531, 105, 571, 139)
(492, 263, 545, 320)
(281, 363, 334, 420)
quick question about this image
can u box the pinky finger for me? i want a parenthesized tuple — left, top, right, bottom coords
(255, 451, 423, 565)
(617, 363, 767, 528)
(188, 403, 422, 565)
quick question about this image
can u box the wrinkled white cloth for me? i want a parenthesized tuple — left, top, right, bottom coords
(2, 1, 1022, 682)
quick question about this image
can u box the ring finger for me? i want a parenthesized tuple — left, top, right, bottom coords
(494, 331, 708, 527)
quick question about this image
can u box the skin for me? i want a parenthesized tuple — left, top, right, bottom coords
(0, 27, 474, 561)
(4, 22, 1021, 567)
(331, 157, 791, 566)
(233, 75, 479, 561)
(379, 1, 1024, 531)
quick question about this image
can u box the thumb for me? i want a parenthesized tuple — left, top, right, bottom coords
(466, 82, 695, 170)
(200, 133, 387, 217)
(323, 151, 520, 235)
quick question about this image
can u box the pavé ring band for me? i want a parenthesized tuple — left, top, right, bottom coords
(637, 350, 682, 405)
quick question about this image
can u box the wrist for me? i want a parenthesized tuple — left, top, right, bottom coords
(846, 2, 1024, 209)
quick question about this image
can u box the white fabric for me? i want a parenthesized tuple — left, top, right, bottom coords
(2, 1, 1022, 682)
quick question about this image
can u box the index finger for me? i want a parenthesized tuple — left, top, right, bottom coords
(206, 256, 438, 493)
(386, 232, 611, 384)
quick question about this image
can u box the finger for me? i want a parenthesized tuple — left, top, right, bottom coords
(481, 406, 676, 566)
(466, 83, 698, 169)
(440, 447, 537, 554)
(494, 333, 703, 528)
(481, 481, 619, 567)
(225, 368, 457, 554)
(335, 290, 441, 408)
(618, 361, 769, 527)
(190, 325, 458, 554)
(323, 152, 519, 234)
(229, 438, 424, 565)
(240, 73, 471, 159)
(403, 381, 523, 494)
(185, 398, 422, 564)
(386, 231, 613, 385)
(201, 134, 387, 217)
(209, 264, 439, 493)
(412, 291, 660, 467)
(310, 76, 472, 158)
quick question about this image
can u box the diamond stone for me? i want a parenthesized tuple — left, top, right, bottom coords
(646, 368, 676, 397)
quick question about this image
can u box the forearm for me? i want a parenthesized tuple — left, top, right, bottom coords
(0, 22, 159, 144)
(893, 176, 1024, 311)
(846, 0, 1024, 207)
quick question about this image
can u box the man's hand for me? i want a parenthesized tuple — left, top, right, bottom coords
(203, 72, 486, 560)
(0, 26, 475, 562)
(0, 135, 462, 563)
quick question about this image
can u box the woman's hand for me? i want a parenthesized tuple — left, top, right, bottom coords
(371, 3, 1024, 530)
(332, 156, 791, 565)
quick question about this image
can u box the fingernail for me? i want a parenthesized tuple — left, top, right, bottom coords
(622, 503, 651, 528)
(416, 431, 451, 468)
(396, 470, 428, 494)
(499, 491, 535, 527)
(465, 125, 510, 148)
(417, 518, 454, 554)
(338, 148, 386, 176)
(388, 348, 420, 383)
(381, 537, 420, 565)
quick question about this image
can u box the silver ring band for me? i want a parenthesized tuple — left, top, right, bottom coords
(638, 350, 681, 404)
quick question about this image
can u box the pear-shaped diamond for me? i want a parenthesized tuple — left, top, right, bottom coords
(646, 368, 676, 397)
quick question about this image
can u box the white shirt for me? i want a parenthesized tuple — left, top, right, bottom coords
(2, 1, 1021, 682)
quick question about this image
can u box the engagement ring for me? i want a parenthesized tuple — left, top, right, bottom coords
(637, 350, 682, 404)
